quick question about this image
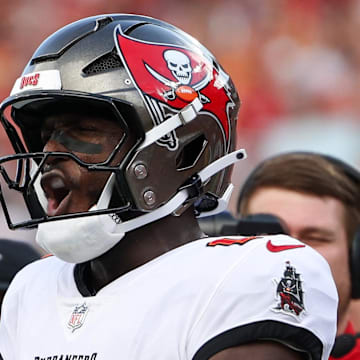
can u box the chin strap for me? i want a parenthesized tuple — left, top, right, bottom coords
(98, 148, 247, 235)
(196, 184, 234, 218)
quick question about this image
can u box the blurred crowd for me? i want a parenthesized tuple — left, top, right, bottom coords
(0, 0, 360, 240)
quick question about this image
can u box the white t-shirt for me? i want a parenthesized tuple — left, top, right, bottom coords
(0, 234, 337, 360)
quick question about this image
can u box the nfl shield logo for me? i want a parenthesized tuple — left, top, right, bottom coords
(67, 303, 89, 332)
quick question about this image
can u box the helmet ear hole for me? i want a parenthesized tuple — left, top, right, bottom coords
(176, 134, 207, 171)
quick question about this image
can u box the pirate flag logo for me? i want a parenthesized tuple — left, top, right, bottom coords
(272, 261, 305, 318)
(114, 24, 234, 151)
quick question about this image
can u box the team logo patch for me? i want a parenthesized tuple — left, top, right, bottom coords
(114, 24, 234, 151)
(272, 261, 305, 319)
(67, 303, 89, 332)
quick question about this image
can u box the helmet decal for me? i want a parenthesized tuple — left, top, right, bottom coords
(11, 69, 62, 96)
(114, 24, 234, 152)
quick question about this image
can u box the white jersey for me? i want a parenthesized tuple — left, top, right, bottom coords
(0, 234, 337, 360)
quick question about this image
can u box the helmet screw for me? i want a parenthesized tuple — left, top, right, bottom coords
(124, 79, 131, 85)
(143, 190, 156, 206)
(134, 164, 148, 179)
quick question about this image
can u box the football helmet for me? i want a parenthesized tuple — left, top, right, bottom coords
(0, 14, 245, 261)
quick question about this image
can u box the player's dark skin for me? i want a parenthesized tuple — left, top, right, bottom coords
(41, 112, 306, 360)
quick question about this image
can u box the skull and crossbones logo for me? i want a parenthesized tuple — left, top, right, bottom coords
(145, 49, 211, 103)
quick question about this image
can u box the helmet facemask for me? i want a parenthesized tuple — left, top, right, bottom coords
(0, 95, 139, 229)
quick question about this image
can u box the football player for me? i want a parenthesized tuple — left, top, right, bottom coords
(0, 14, 337, 360)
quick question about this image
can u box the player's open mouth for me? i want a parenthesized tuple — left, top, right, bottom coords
(40, 170, 71, 216)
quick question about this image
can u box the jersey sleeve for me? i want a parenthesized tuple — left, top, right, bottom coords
(187, 234, 338, 360)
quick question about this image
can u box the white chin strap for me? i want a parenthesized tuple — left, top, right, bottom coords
(111, 149, 246, 234)
(36, 97, 247, 263)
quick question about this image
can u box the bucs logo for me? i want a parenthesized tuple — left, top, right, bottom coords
(272, 261, 305, 319)
(114, 24, 234, 151)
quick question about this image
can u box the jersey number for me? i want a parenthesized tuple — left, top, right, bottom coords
(207, 236, 259, 247)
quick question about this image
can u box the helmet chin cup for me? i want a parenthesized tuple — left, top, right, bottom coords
(36, 204, 125, 263)
(36, 174, 121, 263)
